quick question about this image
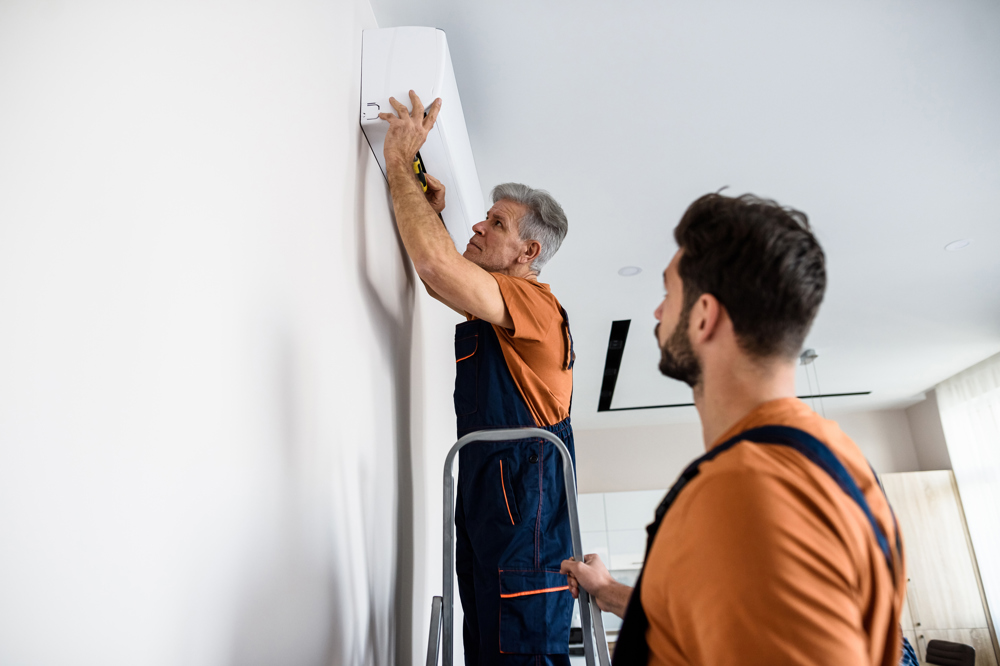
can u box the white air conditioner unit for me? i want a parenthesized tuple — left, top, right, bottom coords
(360, 27, 485, 253)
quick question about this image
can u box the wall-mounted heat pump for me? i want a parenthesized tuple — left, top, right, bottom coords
(360, 27, 485, 253)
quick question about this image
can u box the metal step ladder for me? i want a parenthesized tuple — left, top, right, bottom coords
(425, 428, 612, 666)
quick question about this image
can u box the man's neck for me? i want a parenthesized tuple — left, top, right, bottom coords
(694, 354, 798, 449)
(494, 264, 538, 281)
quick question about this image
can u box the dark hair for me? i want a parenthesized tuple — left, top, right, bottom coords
(674, 193, 826, 359)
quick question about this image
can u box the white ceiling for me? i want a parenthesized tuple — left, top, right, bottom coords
(369, 0, 1000, 430)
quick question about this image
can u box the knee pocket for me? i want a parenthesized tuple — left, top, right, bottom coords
(498, 570, 573, 654)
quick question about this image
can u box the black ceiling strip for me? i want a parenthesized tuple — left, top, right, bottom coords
(605, 402, 695, 411)
(602, 391, 872, 412)
(597, 320, 631, 412)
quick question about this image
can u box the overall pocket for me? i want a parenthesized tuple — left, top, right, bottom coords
(499, 458, 521, 525)
(498, 570, 573, 654)
(453, 334, 478, 416)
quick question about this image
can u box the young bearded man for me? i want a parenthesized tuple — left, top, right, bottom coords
(380, 92, 577, 666)
(561, 193, 907, 665)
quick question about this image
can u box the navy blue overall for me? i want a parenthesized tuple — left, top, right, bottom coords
(453, 312, 575, 666)
(612, 425, 910, 665)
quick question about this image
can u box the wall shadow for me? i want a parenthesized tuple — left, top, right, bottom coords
(353, 129, 417, 666)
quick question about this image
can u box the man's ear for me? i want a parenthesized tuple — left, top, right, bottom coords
(691, 293, 723, 344)
(520, 240, 541, 265)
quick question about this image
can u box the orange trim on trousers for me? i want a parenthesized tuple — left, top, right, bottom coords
(500, 460, 515, 526)
(499, 585, 570, 599)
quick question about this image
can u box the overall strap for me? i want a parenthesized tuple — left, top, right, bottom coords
(559, 305, 575, 371)
(612, 425, 900, 666)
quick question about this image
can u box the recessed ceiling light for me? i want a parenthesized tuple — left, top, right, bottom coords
(618, 266, 642, 277)
(945, 239, 972, 251)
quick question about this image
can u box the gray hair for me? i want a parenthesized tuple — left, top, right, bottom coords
(491, 182, 568, 273)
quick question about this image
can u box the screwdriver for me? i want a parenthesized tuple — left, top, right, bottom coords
(413, 151, 428, 192)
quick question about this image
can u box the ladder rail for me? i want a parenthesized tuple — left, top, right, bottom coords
(438, 427, 611, 666)
(425, 596, 443, 666)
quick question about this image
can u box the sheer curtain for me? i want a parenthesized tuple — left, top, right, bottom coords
(937, 351, 1000, 631)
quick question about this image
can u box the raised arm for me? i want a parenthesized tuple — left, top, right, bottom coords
(379, 91, 512, 329)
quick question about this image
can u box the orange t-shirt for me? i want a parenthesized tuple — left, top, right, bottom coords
(480, 273, 574, 427)
(640, 398, 906, 666)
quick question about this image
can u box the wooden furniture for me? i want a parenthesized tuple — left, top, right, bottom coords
(881, 471, 999, 666)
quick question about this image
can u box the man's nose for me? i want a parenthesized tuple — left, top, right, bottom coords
(471, 220, 486, 234)
(654, 301, 663, 320)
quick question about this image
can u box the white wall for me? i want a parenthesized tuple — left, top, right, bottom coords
(0, 1, 456, 664)
(574, 422, 704, 493)
(834, 410, 920, 474)
(575, 408, 922, 493)
(906, 390, 953, 471)
(409, 292, 467, 666)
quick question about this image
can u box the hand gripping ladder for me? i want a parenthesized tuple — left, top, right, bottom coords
(425, 428, 611, 666)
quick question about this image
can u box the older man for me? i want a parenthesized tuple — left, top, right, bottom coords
(380, 92, 576, 666)
(562, 193, 907, 665)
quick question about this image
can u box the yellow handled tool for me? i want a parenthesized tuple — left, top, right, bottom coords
(413, 151, 428, 192)
(413, 149, 445, 226)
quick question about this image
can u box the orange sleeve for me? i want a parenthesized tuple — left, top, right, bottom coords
(491, 273, 560, 342)
(643, 468, 869, 665)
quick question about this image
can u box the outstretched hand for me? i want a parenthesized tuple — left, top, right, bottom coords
(379, 90, 442, 168)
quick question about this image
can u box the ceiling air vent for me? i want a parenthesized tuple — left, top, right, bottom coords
(597, 319, 870, 412)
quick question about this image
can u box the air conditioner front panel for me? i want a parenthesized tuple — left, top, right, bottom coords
(360, 27, 485, 254)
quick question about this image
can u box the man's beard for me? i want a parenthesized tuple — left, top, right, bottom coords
(656, 305, 702, 388)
